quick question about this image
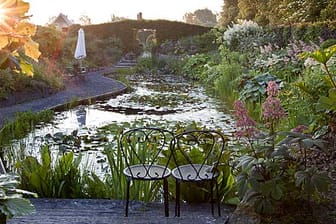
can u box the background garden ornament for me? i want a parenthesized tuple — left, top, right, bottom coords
(74, 28, 87, 73)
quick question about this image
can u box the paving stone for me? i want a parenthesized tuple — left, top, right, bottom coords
(8, 199, 234, 224)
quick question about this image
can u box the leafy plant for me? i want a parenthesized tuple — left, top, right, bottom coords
(238, 72, 281, 103)
(233, 81, 330, 215)
(0, 110, 54, 146)
(301, 44, 336, 88)
(182, 53, 211, 80)
(223, 20, 272, 52)
(15, 145, 84, 198)
(0, 173, 36, 221)
(316, 88, 336, 112)
(0, 0, 41, 76)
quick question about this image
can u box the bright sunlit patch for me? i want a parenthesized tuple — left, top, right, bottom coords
(0, 5, 6, 22)
(0, 0, 15, 31)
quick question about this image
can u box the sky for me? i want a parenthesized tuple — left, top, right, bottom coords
(25, 0, 223, 25)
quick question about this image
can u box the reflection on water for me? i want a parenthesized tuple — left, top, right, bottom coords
(39, 75, 235, 134)
(7, 74, 235, 174)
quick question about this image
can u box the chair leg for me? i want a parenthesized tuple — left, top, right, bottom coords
(210, 180, 214, 216)
(125, 179, 130, 217)
(175, 179, 180, 217)
(216, 180, 221, 216)
(163, 179, 169, 217)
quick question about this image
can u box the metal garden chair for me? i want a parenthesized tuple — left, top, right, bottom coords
(171, 129, 227, 217)
(119, 127, 174, 217)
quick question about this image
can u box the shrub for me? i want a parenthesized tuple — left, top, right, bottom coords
(232, 82, 330, 215)
(223, 20, 271, 52)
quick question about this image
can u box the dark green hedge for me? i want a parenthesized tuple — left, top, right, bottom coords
(269, 20, 336, 46)
(68, 19, 211, 53)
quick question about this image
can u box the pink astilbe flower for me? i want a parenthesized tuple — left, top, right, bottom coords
(266, 81, 279, 97)
(233, 100, 259, 138)
(262, 97, 286, 120)
(262, 81, 286, 125)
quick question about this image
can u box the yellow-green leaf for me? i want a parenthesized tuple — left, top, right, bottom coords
(15, 22, 36, 36)
(20, 58, 33, 76)
(24, 39, 40, 61)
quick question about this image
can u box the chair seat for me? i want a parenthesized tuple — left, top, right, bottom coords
(123, 164, 171, 180)
(172, 164, 219, 181)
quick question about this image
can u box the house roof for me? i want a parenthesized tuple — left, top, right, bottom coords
(51, 13, 73, 27)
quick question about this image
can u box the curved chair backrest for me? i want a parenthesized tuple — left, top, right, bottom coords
(119, 127, 174, 179)
(172, 129, 226, 181)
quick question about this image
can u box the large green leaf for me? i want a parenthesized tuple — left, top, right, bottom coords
(295, 168, 330, 195)
(2, 198, 35, 218)
(237, 155, 257, 170)
(316, 88, 336, 112)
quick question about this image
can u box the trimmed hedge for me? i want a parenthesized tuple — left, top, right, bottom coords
(67, 19, 211, 53)
(269, 20, 336, 46)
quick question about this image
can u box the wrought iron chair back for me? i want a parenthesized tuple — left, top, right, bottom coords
(119, 127, 174, 217)
(171, 129, 226, 216)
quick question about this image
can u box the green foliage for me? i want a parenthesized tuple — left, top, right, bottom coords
(214, 62, 243, 99)
(316, 88, 336, 112)
(102, 129, 164, 202)
(0, 173, 36, 220)
(233, 99, 330, 215)
(0, 69, 15, 100)
(219, 0, 239, 26)
(270, 21, 336, 46)
(0, 59, 64, 101)
(82, 173, 112, 198)
(15, 145, 84, 198)
(235, 130, 330, 214)
(0, 110, 54, 147)
(183, 8, 217, 27)
(134, 57, 158, 74)
(301, 44, 336, 88)
(238, 73, 281, 103)
(31, 59, 64, 90)
(295, 167, 330, 200)
(219, 0, 336, 26)
(182, 53, 211, 80)
(33, 26, 64, 59)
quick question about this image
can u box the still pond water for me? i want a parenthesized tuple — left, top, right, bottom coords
(9, 74, 235, 174)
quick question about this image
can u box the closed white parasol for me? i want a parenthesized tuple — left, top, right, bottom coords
(74, 28, 86, 59)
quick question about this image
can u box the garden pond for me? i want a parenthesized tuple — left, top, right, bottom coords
(5, 74, 235, 175)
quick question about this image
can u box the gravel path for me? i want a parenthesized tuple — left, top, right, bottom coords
(8, 198, 233, 224)
(0, 70, 128, 128)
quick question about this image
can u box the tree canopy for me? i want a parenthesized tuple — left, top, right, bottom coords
(219, 0, 336, 26)
(183, 8, 217, 27)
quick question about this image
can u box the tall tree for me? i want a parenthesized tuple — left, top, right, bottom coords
(78, 15, 92, 25)
(237, 0, 258, 20)
(219, 0, 238, 26)
(219, 0, 333, 26)
(183, 8, 217, 27)
(320, 0, 336, 21)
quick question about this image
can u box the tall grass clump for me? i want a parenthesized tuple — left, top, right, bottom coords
(15, 145, 84, 198)
(103, 131, 162, 202)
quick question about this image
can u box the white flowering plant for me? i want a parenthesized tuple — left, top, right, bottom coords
(223, 20, 270, 52)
